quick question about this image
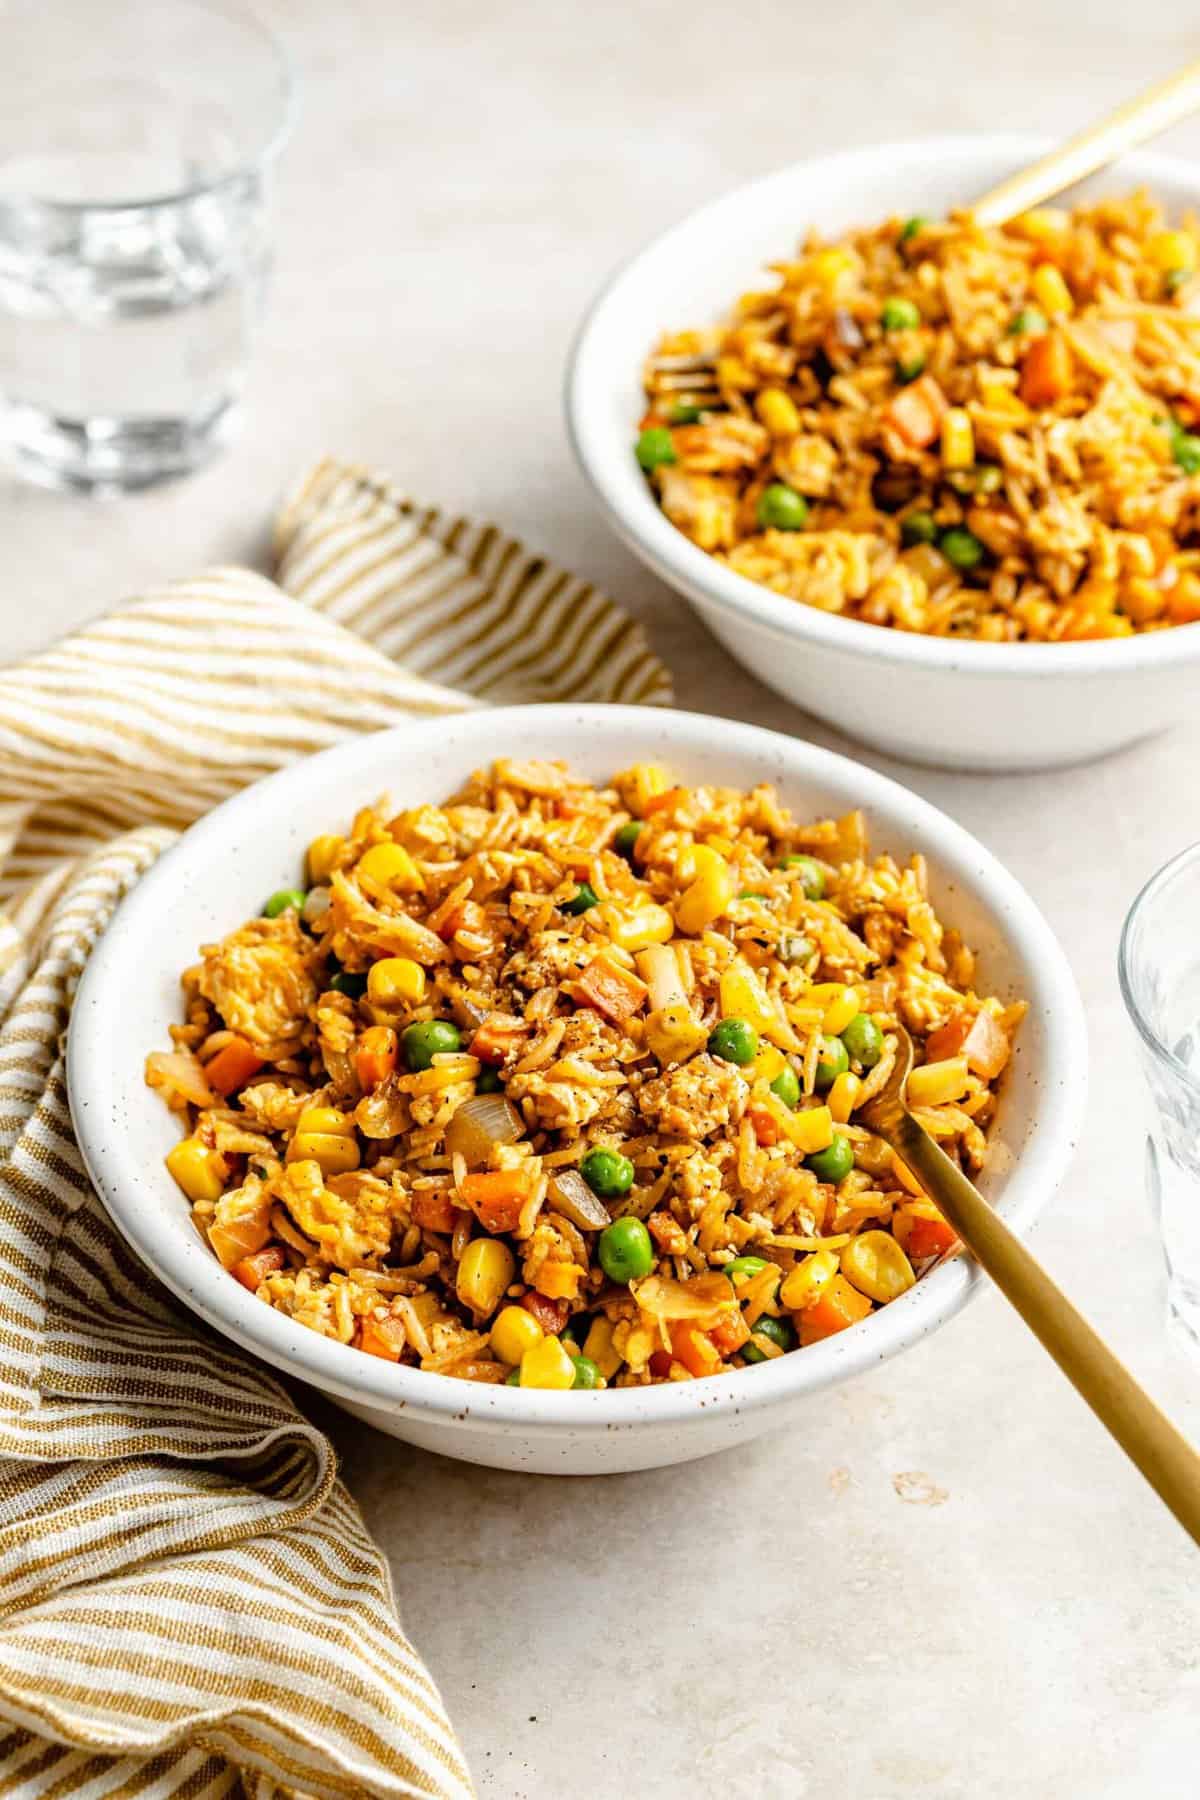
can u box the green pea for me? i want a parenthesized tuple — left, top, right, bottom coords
(756, 483, 810, 531)
(1172, 430, 1200, 476)
(1007, 306, 1047, 336)
(598, 1216, 654, 1283)
(895, 351, 927, 384)
(841, 1012, 884, 1068)
(477, 1066, 504, 1094)
(901, 510, 938, 546)
(506, 1368, 522, 1385)
(635, 426, 677, 472)
(570, 1356, 602, 1389)
(614, 820, 643, 857)
(402, 1019, 462, 1071)
(707, 1017, 759, 1065)
(562, 881, 600, 915)
(779, 932, 815, 967)
(939, 526, 985, 571)
(328, 969, 367, 999)
(899, 215, 928, 244)
(769, 1064, 800, 1110)
(813, 1034, 850, 1091)
(668, 401, 705, 424)
(580, 1146, 635, 1198)
(724, 1255, 769, 1284)
(742, 1313, 796, 1362)
(806, 1134, 855, 1184)
(263, 888, 306, 918)
(881, 296, 921, 332)
(779, 854, 825, 900)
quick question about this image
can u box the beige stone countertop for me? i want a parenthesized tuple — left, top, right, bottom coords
(6, 1, 1200, 1793)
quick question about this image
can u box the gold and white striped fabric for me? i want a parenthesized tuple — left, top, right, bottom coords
(0, 460, 672, 1798)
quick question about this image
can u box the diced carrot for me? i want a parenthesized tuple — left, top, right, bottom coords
(360, 1314, 408, 1361)
(355, 1024, 398, 1091)
(798, 1273, 873, 1345)
(1168, 573, 1200, 625)
(230, 1245, 286, 1291)
(576, 953, 648, 1023)
(925, 1009, 1009, 1079)
(412, 1188, 459, 1233)
(649, 1349, 676, 1378)
(708, 1309, 751, 1356)
(669, 1322, 723, 1378)
(521, 1291, 569, 1334)
(746, 1104, 779, 1147)
(1019, 330, 1073, 408)
(460, 1168, 530, 1233)
(204, 1037, 264, 1097)
(884, 375, 947, 448)
(468, 1016, 527, 1064)
(642, 785, 688, 817)
(906, 1214, 959, 1260)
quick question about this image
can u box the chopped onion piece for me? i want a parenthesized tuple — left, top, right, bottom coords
(546, 1168, 611, 1231)
(444, 1093, 523, 1168)
(630, 1272, 736, 1327)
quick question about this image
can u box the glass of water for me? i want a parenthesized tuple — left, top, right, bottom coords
(0, 0, 293, 490)
(1120, 843, 1200, 1358)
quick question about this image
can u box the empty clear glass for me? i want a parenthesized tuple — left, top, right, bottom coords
(1120, 842, 1200, 1359)
(0, 0, 293, 490)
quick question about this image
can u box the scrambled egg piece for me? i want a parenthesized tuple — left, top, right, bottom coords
(275, 1161, 397, 1267)
(638, 1053, 747, 1139)
(197, 915, 317, 1054)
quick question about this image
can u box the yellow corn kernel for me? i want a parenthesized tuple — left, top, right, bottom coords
(755, 387, 801, 437)
(490, 1304, 544, 1366)
(367, 956, 427, 1007)
(1010, 207, 1069, 247)
(720, 959, 776, 1034)
(749, 1043, 787, 1084)
(907, 1056, 971, 1108)
(1031, 263, 1073, 318)
(780, 1248, 840, 1310)
(357, 842, 423, 892)
(768, 1098, 834, 1154)
(940, 407, 975, 471)
(456, 1237, 516, 1318)
(979, 378, 1029, 422)
(810, 247, 856, 296)
(1147, 229, 1196, 273)
(716, 353, 756, 391)
(645, 1002, 708, 1066)
(827, 1070, 861, 1124)
(840, 1230, 916, 1303)
(166, 1137, 228, 1204)
(307, 833, 345, 885)
(626, 763, 669, 815)
(806, 983, 862, 1036)
(519, 1334, 577, 1390)
(288, 1132, 361, 1176)
(675, 852, 735, 936)
(598, 902, 674, 953)
(582, 1316, 623, 1380)
(295, 1106, 355, 1137)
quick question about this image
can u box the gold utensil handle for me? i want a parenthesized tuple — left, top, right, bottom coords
(973, 58, 1200, 227)
(894, 1116, 1200, 1547)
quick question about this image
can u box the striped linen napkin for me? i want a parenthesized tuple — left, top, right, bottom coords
(0, 460, 672, 1799)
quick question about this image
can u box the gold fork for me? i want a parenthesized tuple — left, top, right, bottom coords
(860, 1023, 1200, 1548)
(644, 57, 1200, 404)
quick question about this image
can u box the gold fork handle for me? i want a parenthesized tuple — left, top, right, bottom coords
(972, 58, 1200, 228)
(893, 1115, 1200, 1548)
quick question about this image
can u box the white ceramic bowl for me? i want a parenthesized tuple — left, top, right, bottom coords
(68, 706, 1086, 1473)
(566, 134, 1200, 772)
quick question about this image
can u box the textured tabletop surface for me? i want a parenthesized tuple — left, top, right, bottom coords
(7, 2, 1200, 1794)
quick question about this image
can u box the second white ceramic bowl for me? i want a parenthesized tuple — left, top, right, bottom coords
(68, 706, 1086, 1473)
(566, 135, 1200, 771)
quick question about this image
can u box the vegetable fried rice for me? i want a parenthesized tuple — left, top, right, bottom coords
(639, 193, 1200, 642)
(148, 760, 1024, 1389)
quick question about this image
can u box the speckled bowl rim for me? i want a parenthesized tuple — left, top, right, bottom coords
(68, 706, 1088, 1435)
(565, 132, 1200, 680)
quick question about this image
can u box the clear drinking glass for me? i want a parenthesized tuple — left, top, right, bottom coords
(1120, 843, 1200, 1358)
(0, 0, 293, 490)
